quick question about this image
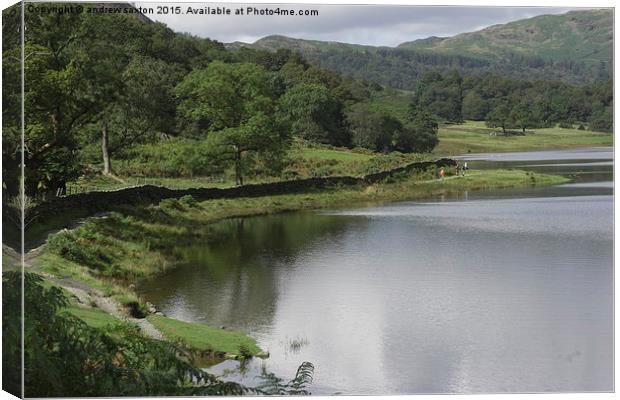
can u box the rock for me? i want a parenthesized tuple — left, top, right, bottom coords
(128, 283, 136, 291)
(145, 301, 157, 313)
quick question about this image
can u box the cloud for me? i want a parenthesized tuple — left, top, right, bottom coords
(135, 3, 585, 46)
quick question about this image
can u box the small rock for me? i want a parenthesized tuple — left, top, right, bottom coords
(145, 301, 157, 313)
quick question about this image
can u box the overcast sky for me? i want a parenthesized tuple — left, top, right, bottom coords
(133, 3, 589, 46)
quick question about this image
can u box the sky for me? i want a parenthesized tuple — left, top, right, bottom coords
(134, 3, 587, 47)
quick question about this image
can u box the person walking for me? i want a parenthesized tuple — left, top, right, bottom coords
(439, 167, 445, 180)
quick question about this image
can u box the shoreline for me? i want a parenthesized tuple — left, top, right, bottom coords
(8, 167, 571, 367)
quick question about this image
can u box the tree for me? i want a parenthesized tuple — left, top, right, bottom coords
(204, 113, 288, 185)
(462, 91, 489, 120)
(589, 106, 612, 133)
(411, 70, 463, 123)
(345, 103, 393, 151)
(175, 62, 288, 185)
(509, 100, 540, 133)
(277, 83, 348, 146)
(96, 56, 183, 174)
(486, 103, 511, 133)
(176, 61, 276, 132)
(397, 109, 439, 153)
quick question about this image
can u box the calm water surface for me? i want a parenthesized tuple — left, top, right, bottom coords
(138, 147, 613, 394)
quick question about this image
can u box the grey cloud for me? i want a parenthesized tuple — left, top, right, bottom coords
(135, 3, 586, 46)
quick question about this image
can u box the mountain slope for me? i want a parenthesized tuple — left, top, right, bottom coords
(398, 9, 612, 63)
(226, 9, 612, 88)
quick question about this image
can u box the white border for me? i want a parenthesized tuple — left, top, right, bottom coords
(0, 1, 616, 400)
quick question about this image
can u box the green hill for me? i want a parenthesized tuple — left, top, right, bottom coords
(398, 9, 612, 63)
(226, 9, 612, 88)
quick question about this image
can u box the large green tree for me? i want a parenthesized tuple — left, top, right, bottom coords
(277, 83, 348, 146)
(175, 61, 287, 185)
(398, 109, 439, 153)
(485, 103, 512, 133)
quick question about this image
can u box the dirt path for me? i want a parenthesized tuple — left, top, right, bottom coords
(5, 235, 166, 341)
(38, 271, 165, 340)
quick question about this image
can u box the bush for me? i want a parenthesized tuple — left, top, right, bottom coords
(179, 195, 198, 208)
(47, 230, 112, 272)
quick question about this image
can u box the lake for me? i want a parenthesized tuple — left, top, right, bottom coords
(138, 147, 613, 394)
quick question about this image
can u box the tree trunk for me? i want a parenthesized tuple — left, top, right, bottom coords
(502, 125, 506, 133)
(102, 122, 112, 175)
(234, 149, 243, 186)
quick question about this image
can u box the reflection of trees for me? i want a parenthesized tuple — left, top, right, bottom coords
(140, 212, 364, 333)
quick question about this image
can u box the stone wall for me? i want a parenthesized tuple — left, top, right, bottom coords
(20, 158, 455, 231)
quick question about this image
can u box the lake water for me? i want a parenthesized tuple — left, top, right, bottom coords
(138, 147, 613, 394)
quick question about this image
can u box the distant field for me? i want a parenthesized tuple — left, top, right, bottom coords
(434, 120, 613, 155)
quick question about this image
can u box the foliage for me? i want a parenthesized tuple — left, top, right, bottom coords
(589, 106, 613, 133)
(176, 61, 276, 131)
(176, 61, 289, 184)
(400, 110, 440, 153)
(2, 271, 251, 397)
(485, 103, 512, 133)
(346, 103, 399, 151)
(277, 82, 349, 146)
(258, 362, 315, 395)
(411, 70, 463, 123)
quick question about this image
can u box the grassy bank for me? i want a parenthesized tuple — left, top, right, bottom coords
(435, 120, 613, 155)
(34, 168, 568, 362)
(39, 168, 568, 291)
(147, 315, 263, 357)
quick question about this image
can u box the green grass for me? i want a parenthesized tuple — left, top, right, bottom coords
(434, 120, 613, 155)
(295, 147, 373, 162)
(147, 315, 262, 356)
(63, 306, 121, 329)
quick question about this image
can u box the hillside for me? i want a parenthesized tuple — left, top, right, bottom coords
(226, 9, 612, 88)
(399, 9, 612, 64)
